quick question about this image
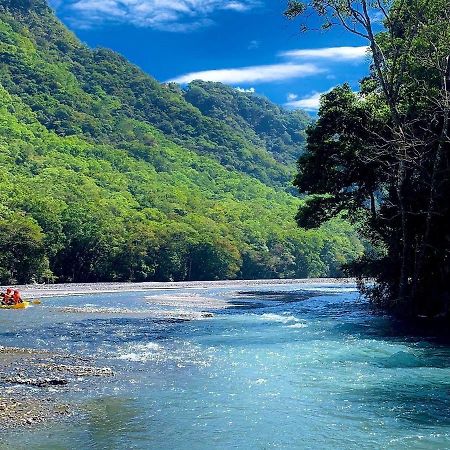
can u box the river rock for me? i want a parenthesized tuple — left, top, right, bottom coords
(37, 364, 114, 377)
(3, 376, 68, 387)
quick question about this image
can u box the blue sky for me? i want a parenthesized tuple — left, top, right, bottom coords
(50, 0, 371, 111)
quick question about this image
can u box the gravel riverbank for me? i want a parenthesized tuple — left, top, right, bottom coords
(2, 278, 355, 299)
(0, 346, 113, 431)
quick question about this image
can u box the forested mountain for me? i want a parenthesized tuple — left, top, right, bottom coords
(0, 0, 364, 283)
(183, 81, 310, 167)
(0, 0, 305, 188)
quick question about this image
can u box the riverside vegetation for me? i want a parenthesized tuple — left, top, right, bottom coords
(0, 0, 365, 284)
(287, 0, 450, 319)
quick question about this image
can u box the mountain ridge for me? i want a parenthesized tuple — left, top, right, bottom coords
(183, 80, 310, 167)
(0, 0, 308, 188)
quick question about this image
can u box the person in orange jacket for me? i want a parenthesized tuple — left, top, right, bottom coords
(12, 290, 23, 305)
(1, 288, 13, 305)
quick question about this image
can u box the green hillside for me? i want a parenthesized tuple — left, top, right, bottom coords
(0, 0, 300, 188)
(0, 0, 364, 283)
(183, 80, 310, 167)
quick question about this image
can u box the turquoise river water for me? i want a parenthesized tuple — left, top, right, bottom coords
(1, 281, 450, 449)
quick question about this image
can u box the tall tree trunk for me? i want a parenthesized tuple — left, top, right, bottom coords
(411, 55, 450, 310)
(361, 0, 411, 304)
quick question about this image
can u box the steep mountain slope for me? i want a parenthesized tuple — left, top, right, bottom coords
(183, 81, 310, 166)
(0, 0, 364, 283)
(0, 0, 307, 188)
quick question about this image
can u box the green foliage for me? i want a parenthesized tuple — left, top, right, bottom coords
(0, 211, 50, 284)
(0, 1, 308, 188)
(183, 81, 310, 167)
(0, 0, 364, 283)
(289, 0, 450, 318)
(294, 85, 381, 228)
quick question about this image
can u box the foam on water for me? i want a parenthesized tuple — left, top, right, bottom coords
(116, 339, 214, 368)
(117, 342, 163, 362)
(259, 312, 301, 324)
(287, 322, 308, 328)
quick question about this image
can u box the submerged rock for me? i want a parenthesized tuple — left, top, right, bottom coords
(378, 350, 424, 368)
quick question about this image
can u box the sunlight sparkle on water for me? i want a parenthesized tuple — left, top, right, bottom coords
(1, 282, 450, 449)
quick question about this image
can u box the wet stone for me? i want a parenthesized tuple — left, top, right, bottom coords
(3, 376, 69, 387)
(36, 364, 114, 377)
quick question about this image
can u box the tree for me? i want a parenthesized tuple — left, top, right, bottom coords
(0, 212, 50, 284)
(286, 0, 450, 318)
(188, 239, 241, 281)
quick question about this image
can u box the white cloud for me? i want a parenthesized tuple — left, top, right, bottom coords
(60, 0, 260, 30)
(280, 46, 369, 61)
(285, 91, 328, 111)
(167, 63, 324, 84)
(248, 40, 260, 50)
(287, 93, 298, 101)
(236, 87, 255, 93)
(285, 87, 360, 111)
(223, 2, 252, 11)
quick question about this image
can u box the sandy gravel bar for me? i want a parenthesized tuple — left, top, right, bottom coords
(1, 278, 356, 299)
(0, 396, 70, 428)
(144, 293, 231, 309)
(0, 346, 115, 431)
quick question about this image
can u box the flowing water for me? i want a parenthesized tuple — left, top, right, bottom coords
(1, 281, 450, 449)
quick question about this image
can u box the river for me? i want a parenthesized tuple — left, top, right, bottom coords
(1, 281, 450, 449)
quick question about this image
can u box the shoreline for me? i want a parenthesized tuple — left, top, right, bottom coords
(2, 278, 356, 299)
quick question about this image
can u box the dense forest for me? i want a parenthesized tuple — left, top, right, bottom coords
(287, 0, 450, 319)
(182, 81, 310, 168)
(0, 0, 364, 284)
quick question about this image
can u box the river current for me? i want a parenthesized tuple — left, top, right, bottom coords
(1, 281, 450, 449)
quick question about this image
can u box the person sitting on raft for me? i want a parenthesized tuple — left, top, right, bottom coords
(12, 290, 23, 305)
(1, 288, 13, 305)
